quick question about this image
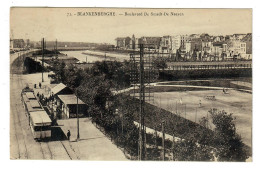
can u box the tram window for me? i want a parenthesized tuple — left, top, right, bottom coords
(42, 126, 51, 131)
(34, 126, 41, 131)
(34, 126, 51, 131)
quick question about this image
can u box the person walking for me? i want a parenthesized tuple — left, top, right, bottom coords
(67, 130, 71, 141)
(39, 82, 42, 89)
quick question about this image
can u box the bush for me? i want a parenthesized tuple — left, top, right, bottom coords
(209, 109, 249, 161)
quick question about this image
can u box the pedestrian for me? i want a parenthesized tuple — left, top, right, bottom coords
(67, 130, 71, 141)
(39, 82, 42, 89)
(37, 92, 39, 98)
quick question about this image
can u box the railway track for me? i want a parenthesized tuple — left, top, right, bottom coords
(10, 73, 29, 159)
(39, 141, 53, 160)
(11, 73, 80, 160)
(60, 141, 73, 160)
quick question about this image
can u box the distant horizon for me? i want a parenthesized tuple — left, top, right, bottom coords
(12, 32, 252, 45)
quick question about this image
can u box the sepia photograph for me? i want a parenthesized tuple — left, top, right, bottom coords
(9, 7, 252, 161)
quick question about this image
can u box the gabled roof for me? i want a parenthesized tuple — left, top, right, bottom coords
(57, 94, 85, 105)
(51, 83, 67, 95)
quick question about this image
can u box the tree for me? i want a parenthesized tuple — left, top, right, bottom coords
(64, 65, 83, 89)
(90, 60, 130, 89)
(152, 57, 167, 70)
(54, 60, 66, 83)
(199, 116, 208, 128)
(172, 139, 213, 161)
(209, 109, 248, 161)
(76, 74, 112, 113)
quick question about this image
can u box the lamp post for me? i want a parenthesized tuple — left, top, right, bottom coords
(76, 93, 80, 141)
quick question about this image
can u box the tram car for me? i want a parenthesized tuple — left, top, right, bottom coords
(21, 87, 52, 140)
(21, 91, 43, 114)
(29, 111, 52, 140)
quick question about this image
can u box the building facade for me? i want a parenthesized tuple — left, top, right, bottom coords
(115, 37, 131, 49)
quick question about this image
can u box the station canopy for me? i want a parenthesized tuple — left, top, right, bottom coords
(51, 83, 67, 95)
(57, 94, 85, 105)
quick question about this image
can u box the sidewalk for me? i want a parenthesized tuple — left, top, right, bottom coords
(57, 118, 128, 160)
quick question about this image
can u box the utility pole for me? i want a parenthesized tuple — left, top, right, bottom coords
(121, 111, 124, 135)
(130, 43, 154, 161)
(162, 121, 165, 161)
(195, 108, 197, 123)
(176, 101, 178, 114)
(155, 126, 158, 149)
(138, 44, 145, 160)
(207, 110, 209, 129)
(185, 104, 186, 119)
(42, 38, 44, 82)
(172, 134, 174, 161)
(77, 95, 80, 140)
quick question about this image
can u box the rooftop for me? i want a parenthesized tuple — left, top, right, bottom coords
(58, 94, 85, 105)
(51, 83, 67, 95)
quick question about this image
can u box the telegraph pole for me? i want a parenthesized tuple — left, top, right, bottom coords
(77, 95, 80, 140)
(207, 110, 209, 129)
(172, 134, 174, 161)
(130, 43, 155, 161)
(176, 101, 178, 114)
(42, 38, 44, 82)
(138, 44, 145, 160)
(195, 108, 197, 123)
(185, 104, 186, 119)
(162, 121, 165, 161)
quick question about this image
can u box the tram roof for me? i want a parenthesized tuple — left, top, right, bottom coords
(25, 92, 36, 99)
(29, 100, 42, 108)
(27, 100, 43, 112)
(30, 111, 52, 126)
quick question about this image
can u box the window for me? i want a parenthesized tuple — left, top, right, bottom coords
(34, 126, 51, 131)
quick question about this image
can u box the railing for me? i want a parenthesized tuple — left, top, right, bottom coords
(167, 63, 251, 71)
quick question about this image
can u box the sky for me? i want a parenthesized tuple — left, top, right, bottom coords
(10, 8, 252, 44)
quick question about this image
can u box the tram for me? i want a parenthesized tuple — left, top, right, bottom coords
(21, 86, 52, 140)
(29, 111, 52, 140)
